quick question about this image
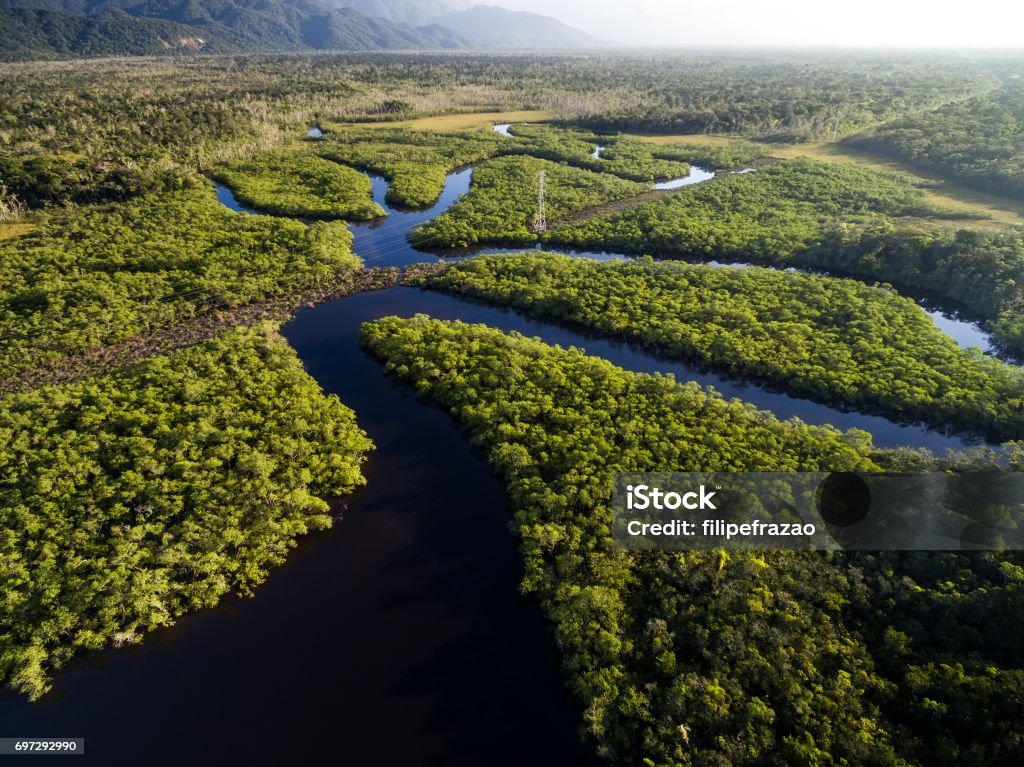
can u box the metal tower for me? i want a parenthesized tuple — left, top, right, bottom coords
(533, 170, 547, 235)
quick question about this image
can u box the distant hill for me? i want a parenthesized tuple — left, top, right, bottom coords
(0, 0, 597, 60)
(432, 4, 594, 49)
(0, 6, 233, 59)
(0, 0, 468, 60)
(326, 0, 465, 26)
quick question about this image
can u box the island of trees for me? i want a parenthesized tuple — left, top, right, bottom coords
(1, 323, 373, 699)
(405, 253, 1024, 441)
(361, 314, 1024, 767)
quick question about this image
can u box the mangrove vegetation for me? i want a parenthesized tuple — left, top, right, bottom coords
(406, 253, 1024, 441)
(361, 314, 1024, 767)
(211, 152, 385, 220)
(0, 323, 373, 700)
(411, 156, 648, 248)
(0, 186, 362, 378)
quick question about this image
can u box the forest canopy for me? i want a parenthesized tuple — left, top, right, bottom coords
(847, 82, 1024, 199)
(361, 314, 1024, 767)
(547, 157, 943, 261)
(211, 152, 385, 220)
(0, 322, 373, 700)
(0, 186, 362, 378)
(0, 54, 998, 169)
(801, 222, 1024, 359)
(411, 156, 649, 248)
(316, 122, 694, 210)
(317, 127, 504, 207)
(539, 157, 1024, 353)
(1, 51, 1023, 766)
(406, 253, 1024, 441)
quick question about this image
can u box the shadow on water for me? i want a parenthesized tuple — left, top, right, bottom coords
(305, 289, 980, 452)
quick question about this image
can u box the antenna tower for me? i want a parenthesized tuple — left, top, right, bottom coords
(533, 170, 547, 235)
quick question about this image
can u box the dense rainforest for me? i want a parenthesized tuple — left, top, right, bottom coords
(405, 254, 1024, 441)
(549, 56, 996, 141)
(547, 157, 945, 262)
(800, 222, 1024, 359)
(846, 81, 1024, 199)
(361, 314, 1024, 767)
(2, 50, 1024, 767)
(315, 122, 694, 210)
(0, 53, 1000, 170)
(0, 322, 373, 699)
(317, 127, 504, 207)
(543, 157, 1024, 355)
(411, 156, 649, 248)
(0, 152, 185, 208)
(0, 185, 362, 379)
(496, 123, 695, 181)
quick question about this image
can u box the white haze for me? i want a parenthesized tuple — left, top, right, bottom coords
(488, 0, 1024, 48)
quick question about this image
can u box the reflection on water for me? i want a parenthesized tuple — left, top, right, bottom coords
(925, 309, 998, 354)
(214, 183, 257, 215)
(653, 165, 717, 189)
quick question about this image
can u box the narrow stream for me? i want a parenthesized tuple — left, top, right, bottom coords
(391, 167, 1001, 356)
(214, 182, 257, 215)
(489, 123, 1003, 355)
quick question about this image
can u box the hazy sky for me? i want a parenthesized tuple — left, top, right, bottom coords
(490, 0, 1024, 48)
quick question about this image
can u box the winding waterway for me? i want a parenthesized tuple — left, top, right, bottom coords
(350, 163, 1001, 358)
(0, 287, 600, 766)
(3, 150, 1007, 765)
(323, 169, 992, 453)
(653, 165, 717, 189)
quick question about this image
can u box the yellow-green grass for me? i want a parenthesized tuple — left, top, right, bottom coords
(768, 142, 1024, 227)
(325, 110, 557, 133)
(0, 222, 37, 241)
(631, 133, 741, 147)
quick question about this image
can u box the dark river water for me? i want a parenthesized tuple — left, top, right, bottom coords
(0, 155, 1004, 765)
(1, 288, 600, 766)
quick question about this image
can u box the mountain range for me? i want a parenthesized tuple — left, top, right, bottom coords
(0, 0, 598, 60)
(432, 5, 594, 49)
(332, 0, 466, 26)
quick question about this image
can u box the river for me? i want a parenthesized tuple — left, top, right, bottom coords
(0, 286, 600, 766)
(0, 151, 1003, 766)
(310, 164, 983, 449)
